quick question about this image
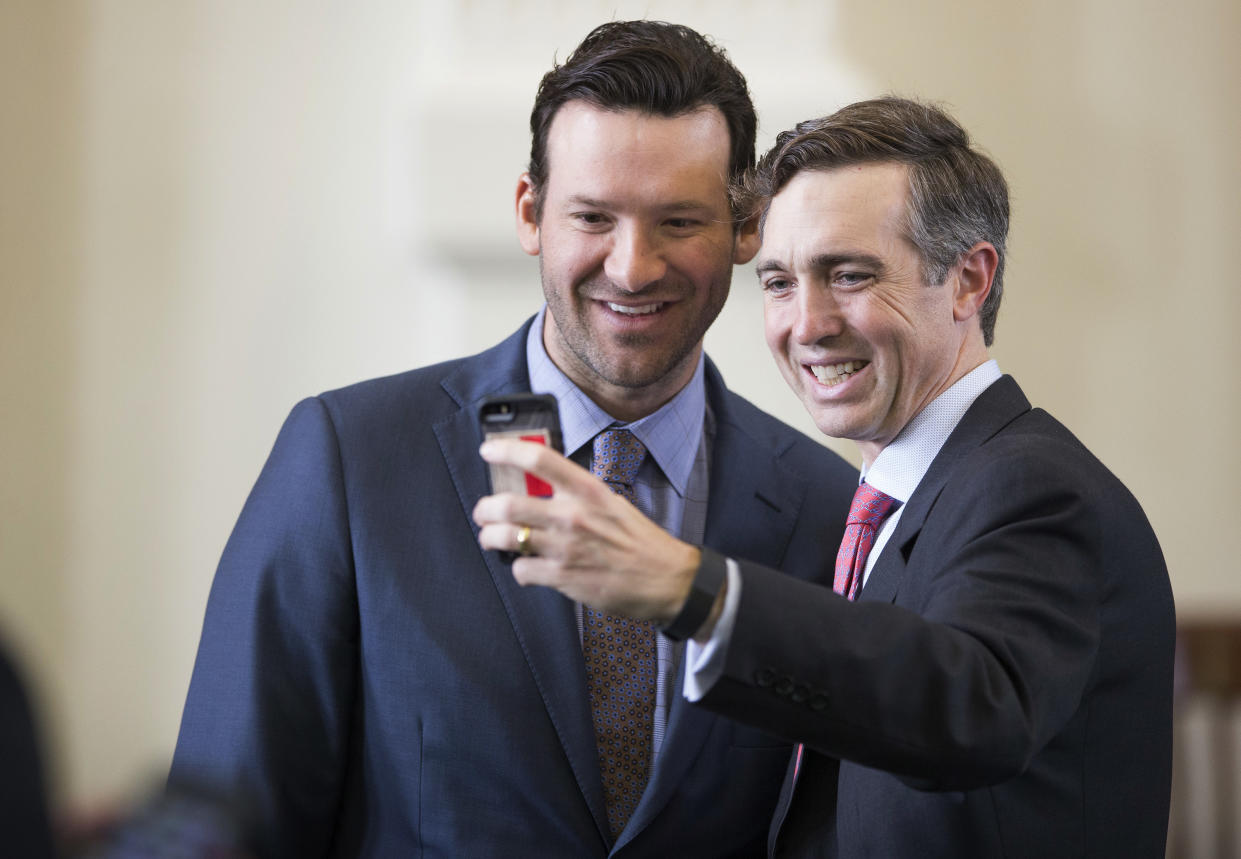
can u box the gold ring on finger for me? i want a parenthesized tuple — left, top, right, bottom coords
(516, 525, 533, 557)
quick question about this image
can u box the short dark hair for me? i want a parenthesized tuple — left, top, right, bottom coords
(528, 20, 756, 221)
(739, 98, 1009, 345)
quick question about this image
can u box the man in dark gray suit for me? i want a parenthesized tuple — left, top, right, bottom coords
(476, 97, 1175, 857)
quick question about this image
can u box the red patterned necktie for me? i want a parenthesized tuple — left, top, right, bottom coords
(833, 481, 900, 601)
(583, 428, 656, 840)
(794, 481, 898, 778)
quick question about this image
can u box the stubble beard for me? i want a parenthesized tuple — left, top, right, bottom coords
(542, 270, 727, 395)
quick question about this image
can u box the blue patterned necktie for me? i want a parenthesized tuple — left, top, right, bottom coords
(583, 428, 656, 840)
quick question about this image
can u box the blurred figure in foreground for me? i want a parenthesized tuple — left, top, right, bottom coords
(0, 637, 55, 858)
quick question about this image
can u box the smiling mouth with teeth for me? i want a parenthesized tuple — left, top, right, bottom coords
(607, 302, 663, 316)
(810, 361, 868, 386)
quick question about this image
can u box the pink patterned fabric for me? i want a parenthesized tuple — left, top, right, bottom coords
(833, 482, 899, 601)
(796, 482, 898, 781)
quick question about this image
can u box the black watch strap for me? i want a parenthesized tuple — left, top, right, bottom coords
(658, 546, 727, 642)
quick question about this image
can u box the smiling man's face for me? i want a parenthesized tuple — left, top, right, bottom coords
(758, 162, 980, 464)
(516, 101, 754, 421)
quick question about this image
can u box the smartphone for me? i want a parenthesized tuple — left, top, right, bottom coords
(478, 393, 564, 499)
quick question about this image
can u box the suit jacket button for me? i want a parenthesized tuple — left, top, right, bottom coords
(755, 667, 778, 688)
(790, 683, 810, 703)
(809, 693, 830, 711)
(774, 676, 794, 696)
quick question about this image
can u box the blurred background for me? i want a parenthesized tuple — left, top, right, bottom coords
(2, 0, 1238, 854)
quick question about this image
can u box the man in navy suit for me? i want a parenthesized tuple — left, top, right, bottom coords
(475, 98, 1175, 857)
(171, 20, 857, 858)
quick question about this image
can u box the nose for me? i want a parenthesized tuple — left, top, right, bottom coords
(792, 283, 845, 346)
(604, 225, 667, 292)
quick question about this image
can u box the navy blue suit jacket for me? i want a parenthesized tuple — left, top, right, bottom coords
(700, 376, 1175, 858)
(171, 319, 858, 857)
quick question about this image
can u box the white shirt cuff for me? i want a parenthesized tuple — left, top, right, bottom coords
(682, 557, 741, 702)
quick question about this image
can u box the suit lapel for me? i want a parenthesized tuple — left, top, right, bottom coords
(433, 322, 611, 842)
(617, 366, 811, 849)
(859, 376, 1032, 605)
(701, 361, 809, 563)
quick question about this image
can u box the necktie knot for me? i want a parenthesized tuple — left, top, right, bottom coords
(833, 481, 899, 601)
(847, 481, 899, 528)
(591, 429, 646, 490)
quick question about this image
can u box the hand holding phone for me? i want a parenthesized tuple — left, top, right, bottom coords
(478, 394, 563, 562)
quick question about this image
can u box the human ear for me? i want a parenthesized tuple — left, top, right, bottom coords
(732, 214, 760, 265)
(515, 173, 541, 257)
(952, 241, 998, 323)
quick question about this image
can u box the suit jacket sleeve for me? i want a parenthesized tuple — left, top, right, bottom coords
(700, 441, 1107, 791)
(171, 397, 358, 855)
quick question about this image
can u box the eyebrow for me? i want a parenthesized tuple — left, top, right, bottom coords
(565, 194, 717, 213)
(756, 252, 887, 278)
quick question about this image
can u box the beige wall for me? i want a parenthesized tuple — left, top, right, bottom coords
(2, 0, 1237, 812)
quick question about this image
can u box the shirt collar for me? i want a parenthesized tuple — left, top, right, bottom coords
(525, 306, 705, 496)
(862, 360, 1002, 503)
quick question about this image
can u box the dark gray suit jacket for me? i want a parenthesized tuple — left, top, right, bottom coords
(170, 319, 858, 857)
(700, 376, 1175, 858)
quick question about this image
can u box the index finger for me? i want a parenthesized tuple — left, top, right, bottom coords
(480, 438, 597, 496)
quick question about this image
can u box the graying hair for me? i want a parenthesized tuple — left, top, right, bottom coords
(736, 97, 1009, 345)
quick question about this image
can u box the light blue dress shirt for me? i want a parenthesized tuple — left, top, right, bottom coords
(525, 307, 712, 759)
